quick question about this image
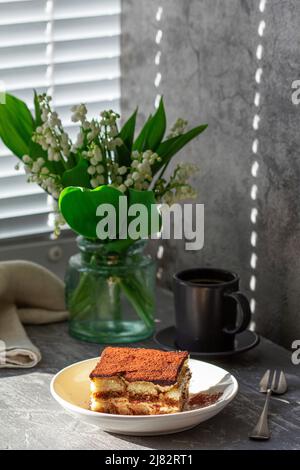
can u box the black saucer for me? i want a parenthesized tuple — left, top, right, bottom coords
(154, 326, 260, 359)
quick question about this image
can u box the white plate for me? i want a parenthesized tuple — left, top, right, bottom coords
(50, 357, 238, 436)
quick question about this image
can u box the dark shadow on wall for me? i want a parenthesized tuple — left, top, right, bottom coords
(121, 0, 300, 348)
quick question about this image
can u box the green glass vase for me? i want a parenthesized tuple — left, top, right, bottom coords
(65, 237, 156, 343)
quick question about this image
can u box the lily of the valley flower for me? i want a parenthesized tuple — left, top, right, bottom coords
(154, 162, 199, 205)
(28, 95, 199, 212)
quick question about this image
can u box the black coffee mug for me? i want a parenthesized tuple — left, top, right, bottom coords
(173, 268, 251, 352)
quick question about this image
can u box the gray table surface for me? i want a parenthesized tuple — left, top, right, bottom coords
(1, 288, 300, 450)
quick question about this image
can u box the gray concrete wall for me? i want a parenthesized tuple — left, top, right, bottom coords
(121, 0, 300, 348)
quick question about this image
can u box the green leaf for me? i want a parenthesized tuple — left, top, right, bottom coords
(33, 90, 43, 128)
(0, 120, 29, 158)
(143, 97, 166, 151)
(61, 158, 91, 188)
(59, 184, 161, 247)
(131, 98, 169, 153)
(28, 139, 46, 161)
(152, 124, 208, 175)
(128, 187, 156, 208)
(59, 185, 123, 239)
(28, 139, 49, 167)
(114, 143, 131, 168)
(115, 108, 138, 167)
(0, 93, 33, 157)
(132, 114, 152, 151)
(119, 108, 137, 151)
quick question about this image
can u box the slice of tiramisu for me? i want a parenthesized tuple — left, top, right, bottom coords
(89, 347, 191, 415)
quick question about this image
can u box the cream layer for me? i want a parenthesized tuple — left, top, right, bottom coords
(90, 396, 180, 415)
(89, 360, 191, 415)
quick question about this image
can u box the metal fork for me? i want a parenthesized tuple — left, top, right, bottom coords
(249, 369, 288, 440)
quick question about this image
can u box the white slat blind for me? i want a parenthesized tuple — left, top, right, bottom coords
(0, 0, 121, 240)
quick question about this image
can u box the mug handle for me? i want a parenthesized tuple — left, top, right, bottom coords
(223, 291, 251, 334)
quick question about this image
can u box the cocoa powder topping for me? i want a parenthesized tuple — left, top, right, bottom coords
(89, 347, 189, 385)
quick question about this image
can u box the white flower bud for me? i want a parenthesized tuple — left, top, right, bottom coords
(124, 178, 133, 187)
(132, 172, 140, 181)
(118, 184, 127, 193)
(61, 133, 69, 144)
(118, 166, 127, 175)
(42, 110, 48, 122)
(90, 178, 98, 188)
(71, 115, 79, 123)
(109, 125, 118, 137)
(79, 104, 87, 115)
(62, 146, 70, 157)
(142, 150, 152, 160)
(138, 162, 149, 172)
(32, 162, 40, 173)
(96, 165, 104, 174)
(22, 155, 32, 163)
(74, 132, 84, 148)
(150, 155, 159, 164)
(114, 138, 123, 147)
(49, 113, 61, 127)
(48, 147, 55, 157)
(90, 157, 98, 166)
(87, 166, 96, 175)
(93, 146, 102, 161)
(131, 151, 140, 159)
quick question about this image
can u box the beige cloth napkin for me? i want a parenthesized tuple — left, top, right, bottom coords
(0, 260, 68, 368)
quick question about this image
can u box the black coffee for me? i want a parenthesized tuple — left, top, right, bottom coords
(189, 278, 224, 285)
(173, 267, 251, 352)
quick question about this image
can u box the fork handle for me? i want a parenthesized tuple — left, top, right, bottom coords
(249, 389, 272, 440)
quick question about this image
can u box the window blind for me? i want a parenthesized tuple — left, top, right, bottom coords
(0, 0, 121, 240)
